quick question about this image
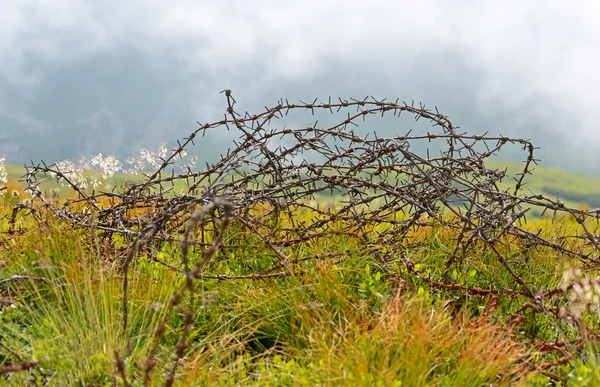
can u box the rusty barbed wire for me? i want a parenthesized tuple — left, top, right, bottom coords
(16, 90, 600, 379)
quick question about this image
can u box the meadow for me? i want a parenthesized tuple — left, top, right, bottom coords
(2, 96, 600, 386)
(2, 173, 600, 386)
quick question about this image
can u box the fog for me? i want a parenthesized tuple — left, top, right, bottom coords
(1, 1, 598, 175)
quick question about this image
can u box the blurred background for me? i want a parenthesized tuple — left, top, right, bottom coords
(1, 1, 598, 180)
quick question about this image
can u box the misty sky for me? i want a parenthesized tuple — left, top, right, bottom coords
(1, 1, 599, 175)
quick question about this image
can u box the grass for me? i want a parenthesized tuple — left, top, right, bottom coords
(0, 240, 526, 385)
(3, 163, 135, 198)
(2, 174, 600, 385)
(486, 158, 600, 210)
(6, 159, 600, 210)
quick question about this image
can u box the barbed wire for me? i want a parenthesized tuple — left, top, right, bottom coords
(14, 90, 600, 381)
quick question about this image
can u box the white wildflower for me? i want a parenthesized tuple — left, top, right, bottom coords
(0, 156, 7, 185)
(90, 153, 122, 179)
(560, 268, 600, 323)
(125, 143, 168, 174)
(52, 160, 88, 189)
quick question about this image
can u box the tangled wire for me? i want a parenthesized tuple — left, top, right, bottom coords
(16, 90, 600, 381)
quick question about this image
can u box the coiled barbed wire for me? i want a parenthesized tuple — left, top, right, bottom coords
(15, 91, 600, 379)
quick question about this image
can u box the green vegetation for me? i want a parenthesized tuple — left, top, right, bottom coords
(487, 159, 600, 210)
(3, 164, 131, 197)
(2, 164, 600, 386)
(7, 159, 600, 213)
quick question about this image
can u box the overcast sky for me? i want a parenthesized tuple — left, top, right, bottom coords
(1, 1, 599, 175)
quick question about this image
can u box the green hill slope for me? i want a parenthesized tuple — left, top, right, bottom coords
(4, 160, 600, 212)
(485, 159, 600, 210)
(3, 164, 132, 195)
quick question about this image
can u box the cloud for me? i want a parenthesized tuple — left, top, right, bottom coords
(76, 109, 126, 154)
(0, 1, 598, 174)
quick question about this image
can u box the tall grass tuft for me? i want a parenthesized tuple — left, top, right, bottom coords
(2, 256, 175, 385)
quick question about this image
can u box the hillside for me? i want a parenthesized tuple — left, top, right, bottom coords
(3, 163, 135, 196)
(486, 159, 600, 210)
(5, 160, 600, 213)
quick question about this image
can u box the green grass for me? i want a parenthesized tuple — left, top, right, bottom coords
(486, 158, 600, 209)
(7, 159, 600, 212)
(3, 163, 132, 198)
(3, 167, 600, 385)
(0, 225, 526, 385)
